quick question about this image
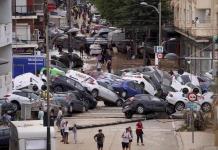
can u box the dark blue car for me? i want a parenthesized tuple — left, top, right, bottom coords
(112, 80, 144, 99)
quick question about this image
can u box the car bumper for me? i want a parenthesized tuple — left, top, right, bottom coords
(122, 105, 132, 113)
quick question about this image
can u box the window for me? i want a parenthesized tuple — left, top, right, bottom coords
(13, 92, 28, 97)
(75, 82, 84, 91)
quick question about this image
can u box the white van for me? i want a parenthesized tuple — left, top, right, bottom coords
(9, 120, 56, 150)
(13, 73, 44, 91)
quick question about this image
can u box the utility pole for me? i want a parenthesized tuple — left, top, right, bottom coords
(44, 0, 51, 150)
(155, 0, 161, 66)
(67, 0, 72, 52)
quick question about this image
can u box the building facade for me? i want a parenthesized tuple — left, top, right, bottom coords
(171, 0, 218, 75)
(0, 0, 12, 97)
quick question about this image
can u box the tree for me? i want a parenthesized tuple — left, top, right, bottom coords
(90, 0, 172, 43)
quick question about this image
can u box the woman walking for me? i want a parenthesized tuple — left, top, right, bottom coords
(72, 124, 77, 144)
(136, 121, 144, 146)
(121, 128, 131, 150)
(64, 121, 69, 144)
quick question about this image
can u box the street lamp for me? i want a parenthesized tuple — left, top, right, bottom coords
(140, 1, 161, 66)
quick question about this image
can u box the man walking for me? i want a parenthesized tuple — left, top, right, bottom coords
(38, 107, 44, 120)
(94, 129, 105, 150)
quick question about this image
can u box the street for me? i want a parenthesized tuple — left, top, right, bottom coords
(56, 118, 182, 150)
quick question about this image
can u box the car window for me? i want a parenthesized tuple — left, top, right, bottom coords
(75, 82, 85, 91)
(13, 92, 28, 97)
(180, 75, 191, 84)
(67, 78, 76, 85)
(30, 93, 39, 100)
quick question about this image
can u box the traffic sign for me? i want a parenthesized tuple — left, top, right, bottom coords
(157, 53, 163, 59)
(154, 46, 163, 53)
(188, 93, 197, 102)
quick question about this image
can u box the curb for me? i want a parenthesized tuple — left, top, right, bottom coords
(75, 118, 145, 129)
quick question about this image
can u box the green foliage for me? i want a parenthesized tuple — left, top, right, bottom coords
(90, 0, 172, 29)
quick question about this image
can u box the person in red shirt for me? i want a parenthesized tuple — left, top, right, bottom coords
(136, 121, 144, 145)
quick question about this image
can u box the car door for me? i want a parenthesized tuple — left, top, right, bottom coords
(142, 76, 156, 95)
(149, 96, 166, 112)
(126, 81, 139, 97)
(97, 81, 117, 102)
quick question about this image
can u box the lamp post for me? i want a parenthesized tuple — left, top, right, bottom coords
(140, 1, 161, 66)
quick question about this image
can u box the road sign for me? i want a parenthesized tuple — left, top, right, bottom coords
(157, 53, 163, 59)
(188, 93, 197, 102)
(154, 46, 163, 53)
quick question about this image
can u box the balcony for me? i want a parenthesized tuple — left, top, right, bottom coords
(0, 23, 12, 47)
(12, 4, 43, 19)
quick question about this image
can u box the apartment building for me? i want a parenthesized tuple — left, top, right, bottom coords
(0, 0, 12, 97)
(171, 0, 218, 75)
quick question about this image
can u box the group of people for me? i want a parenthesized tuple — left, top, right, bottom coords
(96, 47, 113, 73)
(93, 121, 144, 150)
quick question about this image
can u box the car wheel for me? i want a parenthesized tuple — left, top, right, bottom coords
(91, 89, 98, 98)
(125, 111, 133, 119)
(201, 102, 212, 113)
(54, 86, 63, 92)
(116, 99, 123, 107)
(136, 105, 145, 114)
(166, 104, 176, 115)
(175, 102, 185, 111)
(11, 101, 20, 111)
(140, 82, 145, 89)
(121, 91, 127, 98)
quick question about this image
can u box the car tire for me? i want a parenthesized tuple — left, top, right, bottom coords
(175, 102, 185, 111)
(136, 105, 145, 114)
(54, 86, 63, 92)
(201, 102, 212, 113)
(121, 91, 127, 98)
(166, 104, 176, 115)
(116, 99, 123, 107)
(91, 89, 98, 98)
(140, 82, 145, 89)
(125, 111, 133, 119)
(11, 101, 20, 111)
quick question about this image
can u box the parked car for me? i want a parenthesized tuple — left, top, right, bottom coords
(89, 42, 102, 55)
(4, 89, 41, 111)
(112, 80, 144, 99)
(122, 94, 175, 119)
(122, 72, 157, 96)
(50, 75, 97, 109)
(52, 92, 88, 114)
(166, 91, 214, 112)
(0, 98, 17, 115)
(66, 70, 124, 106)
(0, 126, 9, 149)
(13, 73, 44, 92)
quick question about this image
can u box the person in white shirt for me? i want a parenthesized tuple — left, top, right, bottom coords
(38, 107, 44, 120)
(56, 107, 63, 129)
(64, 121, 69, 144)
(60, 117, 65, 142)
(122, 128, 131, 150)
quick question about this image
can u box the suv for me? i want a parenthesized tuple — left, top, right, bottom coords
(51, 76, 97, 109)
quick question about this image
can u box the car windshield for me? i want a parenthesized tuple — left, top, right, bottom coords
(143, 76, 157, 90)
(180, 75, 191, 84)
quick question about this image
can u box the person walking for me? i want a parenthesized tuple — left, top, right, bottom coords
(106, 60, 112, 73)
(38, 107, 44, 120)
(79, 45, 84, 58)
(128, 127, 133, 150)
(94, 129, 105, 150)
(72, 124, 77, 144)
(64, 121, 69, 144)
(56, 107, 63, 129)
(122, 128, 131, 150)
(60, 117, 65, 142)
(136, 121, 144, 145)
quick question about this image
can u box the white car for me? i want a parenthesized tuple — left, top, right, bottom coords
(122, 72, 157, 96)
(89, 42, 102, 55)
(66, 70, 124, 106)
(4, 90, 42, 111)
(166, 91, 214, 112)
(13, 73, 44, 92)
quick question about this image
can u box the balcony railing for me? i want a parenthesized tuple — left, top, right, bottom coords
(0, 23, 12, 47)
(13, 4, 44, 16)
